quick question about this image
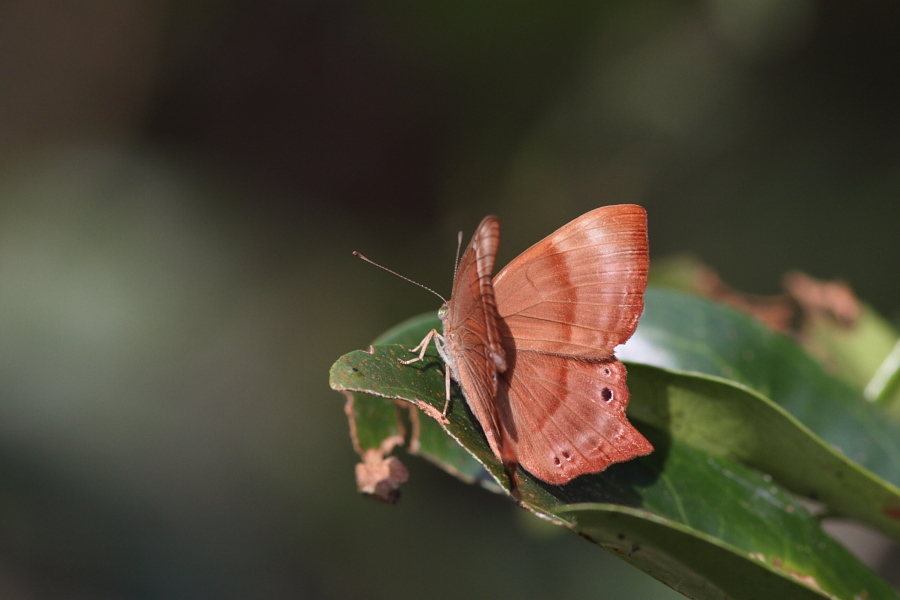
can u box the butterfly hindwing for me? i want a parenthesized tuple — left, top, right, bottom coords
(498, 352, 652, 484)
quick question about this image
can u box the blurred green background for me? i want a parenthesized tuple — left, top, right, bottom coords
(1, 1, 898, 598)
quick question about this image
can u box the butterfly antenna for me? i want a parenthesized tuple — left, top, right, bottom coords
(448, 229, 464, 289)
(353, 251, 447, 303)
(453, 231, 463, 275)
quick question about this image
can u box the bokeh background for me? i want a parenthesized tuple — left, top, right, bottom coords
(1, 1, 898, 598)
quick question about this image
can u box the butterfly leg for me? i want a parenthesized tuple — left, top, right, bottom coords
(400, 328, 457, 420)
(399, 328, 452, 420)
(441, 367, 452, 418)
(399, 329, 438, 365)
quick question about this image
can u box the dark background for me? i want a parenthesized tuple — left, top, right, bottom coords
(1, 1, 898, 598)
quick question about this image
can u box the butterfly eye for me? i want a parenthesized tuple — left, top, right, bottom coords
(438, 304, 449, 319)
(601, 388, 614, 403)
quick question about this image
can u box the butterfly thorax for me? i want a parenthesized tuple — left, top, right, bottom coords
(435, 302, 461, 384)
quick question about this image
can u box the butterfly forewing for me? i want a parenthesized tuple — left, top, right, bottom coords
(440, 216, 509, 463)
(492, 205, 648, 359)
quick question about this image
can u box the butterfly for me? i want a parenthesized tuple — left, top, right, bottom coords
(404, 204, 653, 487)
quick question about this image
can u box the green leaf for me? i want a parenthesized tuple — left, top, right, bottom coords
(868, 339, 900, 418)
(338, 292, 900, 534)
(334, 313, 488, 491)
(329, 343, 899, 599)
(651, 255, 900, 417)
(624, 363, 900, 541)
(804, 304, 900, 394)
(619, 289, 900, 525)
(330, 286, 900, 597)
(559, 443, 882, 600)
(559, 442, 886, 600)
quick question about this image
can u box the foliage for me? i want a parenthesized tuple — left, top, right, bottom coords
(330, 285, 900, 599)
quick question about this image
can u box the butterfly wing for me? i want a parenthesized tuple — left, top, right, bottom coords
(441, 207, 651, 486)
(493, 205, 648, 359)
(498, 353, 652, 484)
(492, 205, 652, 483)
(440, 216, 512, 466)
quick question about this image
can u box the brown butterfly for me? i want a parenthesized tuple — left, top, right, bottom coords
(404, 204, 653, 487)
